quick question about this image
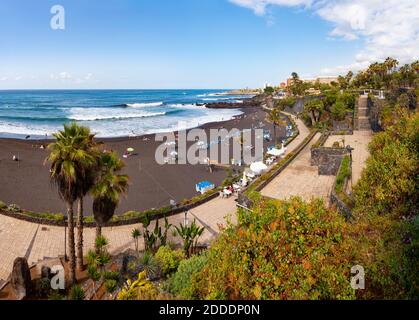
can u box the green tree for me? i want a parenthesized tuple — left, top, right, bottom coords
(132, 228, 142, 254)
(267, 108, 284, 145)
(74, 127, 101, 271)
(91, 151, 129, 249)
(264, 86, 274, 95)
(331, 100, 347, 121)
(304, 99, 324, 124)
(46, 122, 98, 285)
(397, 93, 410, 108)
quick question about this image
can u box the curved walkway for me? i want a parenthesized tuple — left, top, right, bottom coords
(0, 112, 310, 284)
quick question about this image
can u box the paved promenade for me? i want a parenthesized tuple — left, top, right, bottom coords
(0, 197, 237, 284)
(261, 132, 336, 203)
(324, 130, 373, 187)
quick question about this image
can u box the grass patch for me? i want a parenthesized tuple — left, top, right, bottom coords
(335, 155, 351, 194)
(23, 211, 65, 221)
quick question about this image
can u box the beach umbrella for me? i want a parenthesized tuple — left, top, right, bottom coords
(250, 162, 268, 175)
(267, 148, 283, 157)
(127, 147, 135, 152)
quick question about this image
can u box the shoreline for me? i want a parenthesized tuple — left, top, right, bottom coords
(0, 107, 286, 216)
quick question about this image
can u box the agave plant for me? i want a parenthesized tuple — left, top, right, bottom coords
(174, 220, 205, 257)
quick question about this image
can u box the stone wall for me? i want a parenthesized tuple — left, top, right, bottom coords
(330, 189, 352, 220)
(311, 147, 349, 176)
(332, 112, 353, 132)
(330, 159, 353, 220)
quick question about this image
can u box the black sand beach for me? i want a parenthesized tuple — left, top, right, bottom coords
(0, 108, 286, 215)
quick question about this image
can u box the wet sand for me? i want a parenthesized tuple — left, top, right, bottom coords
(0, 108, 286, 215)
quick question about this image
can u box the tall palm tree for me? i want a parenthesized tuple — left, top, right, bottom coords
(74, 127, 101, 271)
(91, 152, 129, 251)
(267, 108, 283, 146)
(46, 122, 98, 285)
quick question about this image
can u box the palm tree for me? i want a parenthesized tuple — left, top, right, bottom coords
(132, 229, 141, 255)
(46, 122, 98, 285)
(304, 99, 324, 124)
(74, 126, 101, 271)
(91, 152, 129, 251)
(267, 108, 283, 146)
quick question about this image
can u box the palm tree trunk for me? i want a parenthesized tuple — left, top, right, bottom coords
(273, 124, 277, 146)
(66, 202, 76, 286)
(95, 224, 102, 254)
(76, 198, 84, 271)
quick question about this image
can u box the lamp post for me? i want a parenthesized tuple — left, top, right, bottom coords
(184, 211, 189, 227)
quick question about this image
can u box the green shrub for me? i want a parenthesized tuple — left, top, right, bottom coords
(105, 279, 118, 293)
(0, 201, 7, 210)
(24, 211, 64, 221)
(198, 197, 356, 300)
(335, 156, 351, 194)
(48, 291, 66, 300)
(35, 278, 52, 297)
(331, 100, 347, 121)
(168, 254, 209, 299)
(69, 285, 85, 300)
(103, 271, 119, 281)
(155, 246, 185, 276)
(7, 204, 21, 212)
(352, 109, 419, 299)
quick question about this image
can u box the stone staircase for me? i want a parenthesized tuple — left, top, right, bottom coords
(356, 96, 371, 131)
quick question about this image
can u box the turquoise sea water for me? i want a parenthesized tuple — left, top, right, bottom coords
(0, 89, 247, 139)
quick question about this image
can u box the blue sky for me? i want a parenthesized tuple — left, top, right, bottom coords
(0, 0, 416, 89)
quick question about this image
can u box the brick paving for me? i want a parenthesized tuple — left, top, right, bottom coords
(261, 132, 336, 203)
(0, 197, 237, 283)
(324, 130, 373, 187)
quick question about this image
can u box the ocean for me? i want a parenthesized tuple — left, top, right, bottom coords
(0, 89, 247, 139)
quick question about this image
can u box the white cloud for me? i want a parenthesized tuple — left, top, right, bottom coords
(58, 72, 72, 80)
(49, 72, 93, 84)
(84, 73, 93, 81)
(229, 0, 312, 15)
(229, 0, 419, 74)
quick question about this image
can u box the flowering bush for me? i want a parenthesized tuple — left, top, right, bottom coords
(197, 196, 356, 300)
(155, 246, 185, 276)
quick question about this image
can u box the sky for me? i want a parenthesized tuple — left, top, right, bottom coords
(0, 0, 417, 89)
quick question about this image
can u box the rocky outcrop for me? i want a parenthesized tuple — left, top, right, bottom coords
(204, 93, 268, 109)
(11, 257, 32, 300)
